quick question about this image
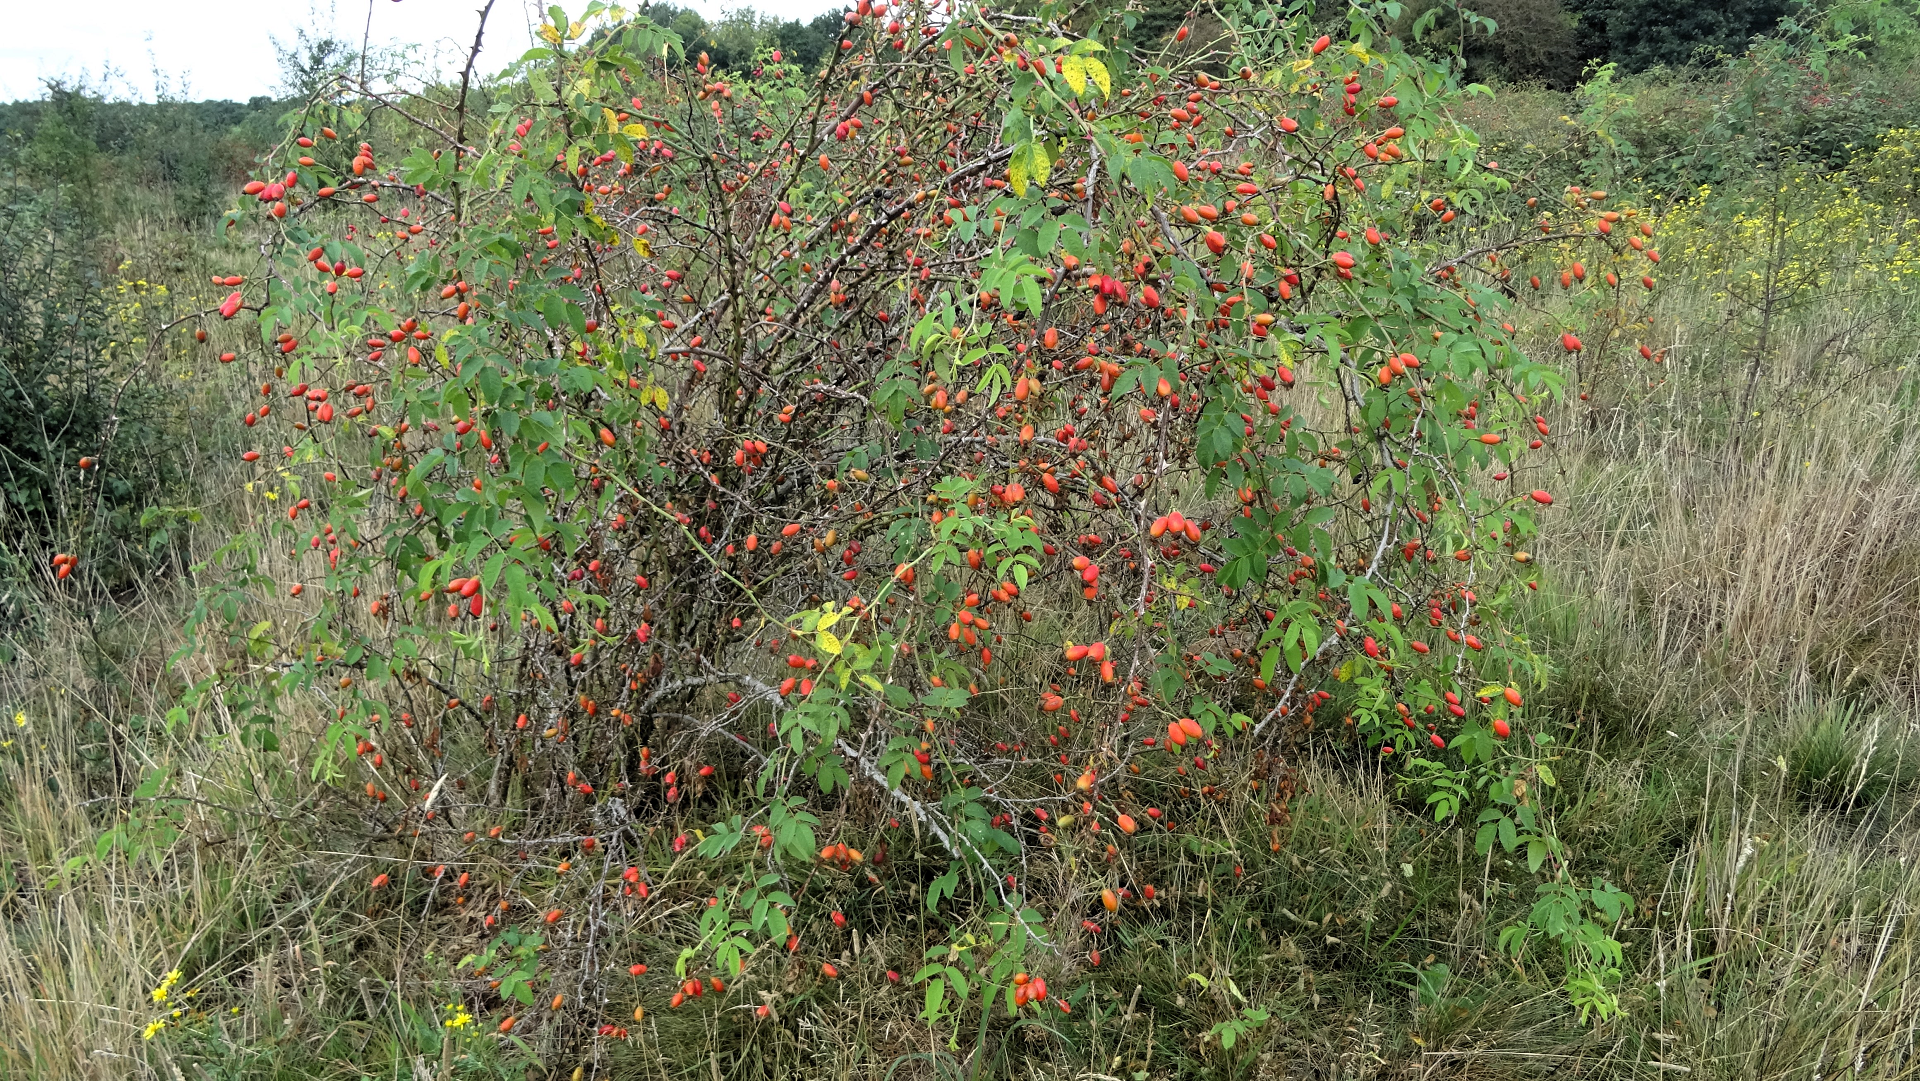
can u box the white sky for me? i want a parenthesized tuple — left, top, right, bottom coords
(0, 0, 844, 103)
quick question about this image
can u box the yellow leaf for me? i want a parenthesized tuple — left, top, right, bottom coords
(538, 22, 562, 44)
(602, 107, 619, 133)
(1084, 57, 1111, 98)
(1028, 143, 1052, 188)
(1008, 149, 1029, 198)
(633, 235, 651, 257)
(653, 386, 670, 410)
(623, 123, 649, 139)
(817, 630, 843, 655)
(817, 605, 843, 632)
(1061, 55, 1087, 97)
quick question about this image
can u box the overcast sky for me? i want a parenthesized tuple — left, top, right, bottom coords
(0, 0, 844, 104)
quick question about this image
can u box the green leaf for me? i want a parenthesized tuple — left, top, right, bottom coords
(927, 863, 960, 911)
(132, 767, 170, 799)
(921, 686, 969, 710)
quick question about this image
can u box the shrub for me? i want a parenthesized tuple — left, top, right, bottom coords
(0, 178, 190, 606)
(174, 0, 1654, 1051)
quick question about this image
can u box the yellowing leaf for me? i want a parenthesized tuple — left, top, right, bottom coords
(1009, 143, 1051, 198)
(1027, 142, 1052, 188)
(1084, 57, 1111, 98)
(623, 123, 649, 139)
(634, 235, 651, 257)
(602, 107, 619, 133)
(538, 22, 563, 44)
(1061, 55, 1088, 97)
(817, 630, 844, 655)
(817, 605, 843, 632)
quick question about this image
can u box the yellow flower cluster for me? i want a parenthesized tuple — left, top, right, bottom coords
(1657, 128, 1920, 300)
(141, 970, 187, 1041)
(150, 969, 182, 1005)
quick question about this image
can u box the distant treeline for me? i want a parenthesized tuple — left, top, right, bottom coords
(0, 88, 282, 223)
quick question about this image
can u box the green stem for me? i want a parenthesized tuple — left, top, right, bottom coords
(965, 979, 999, 1081)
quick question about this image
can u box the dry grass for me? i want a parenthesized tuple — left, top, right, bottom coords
(1508, 335, 1920, 1078)
(1541, 398, 1920, 722)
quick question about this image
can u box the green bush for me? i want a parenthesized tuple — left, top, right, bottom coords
(0, 178, 190, 605)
